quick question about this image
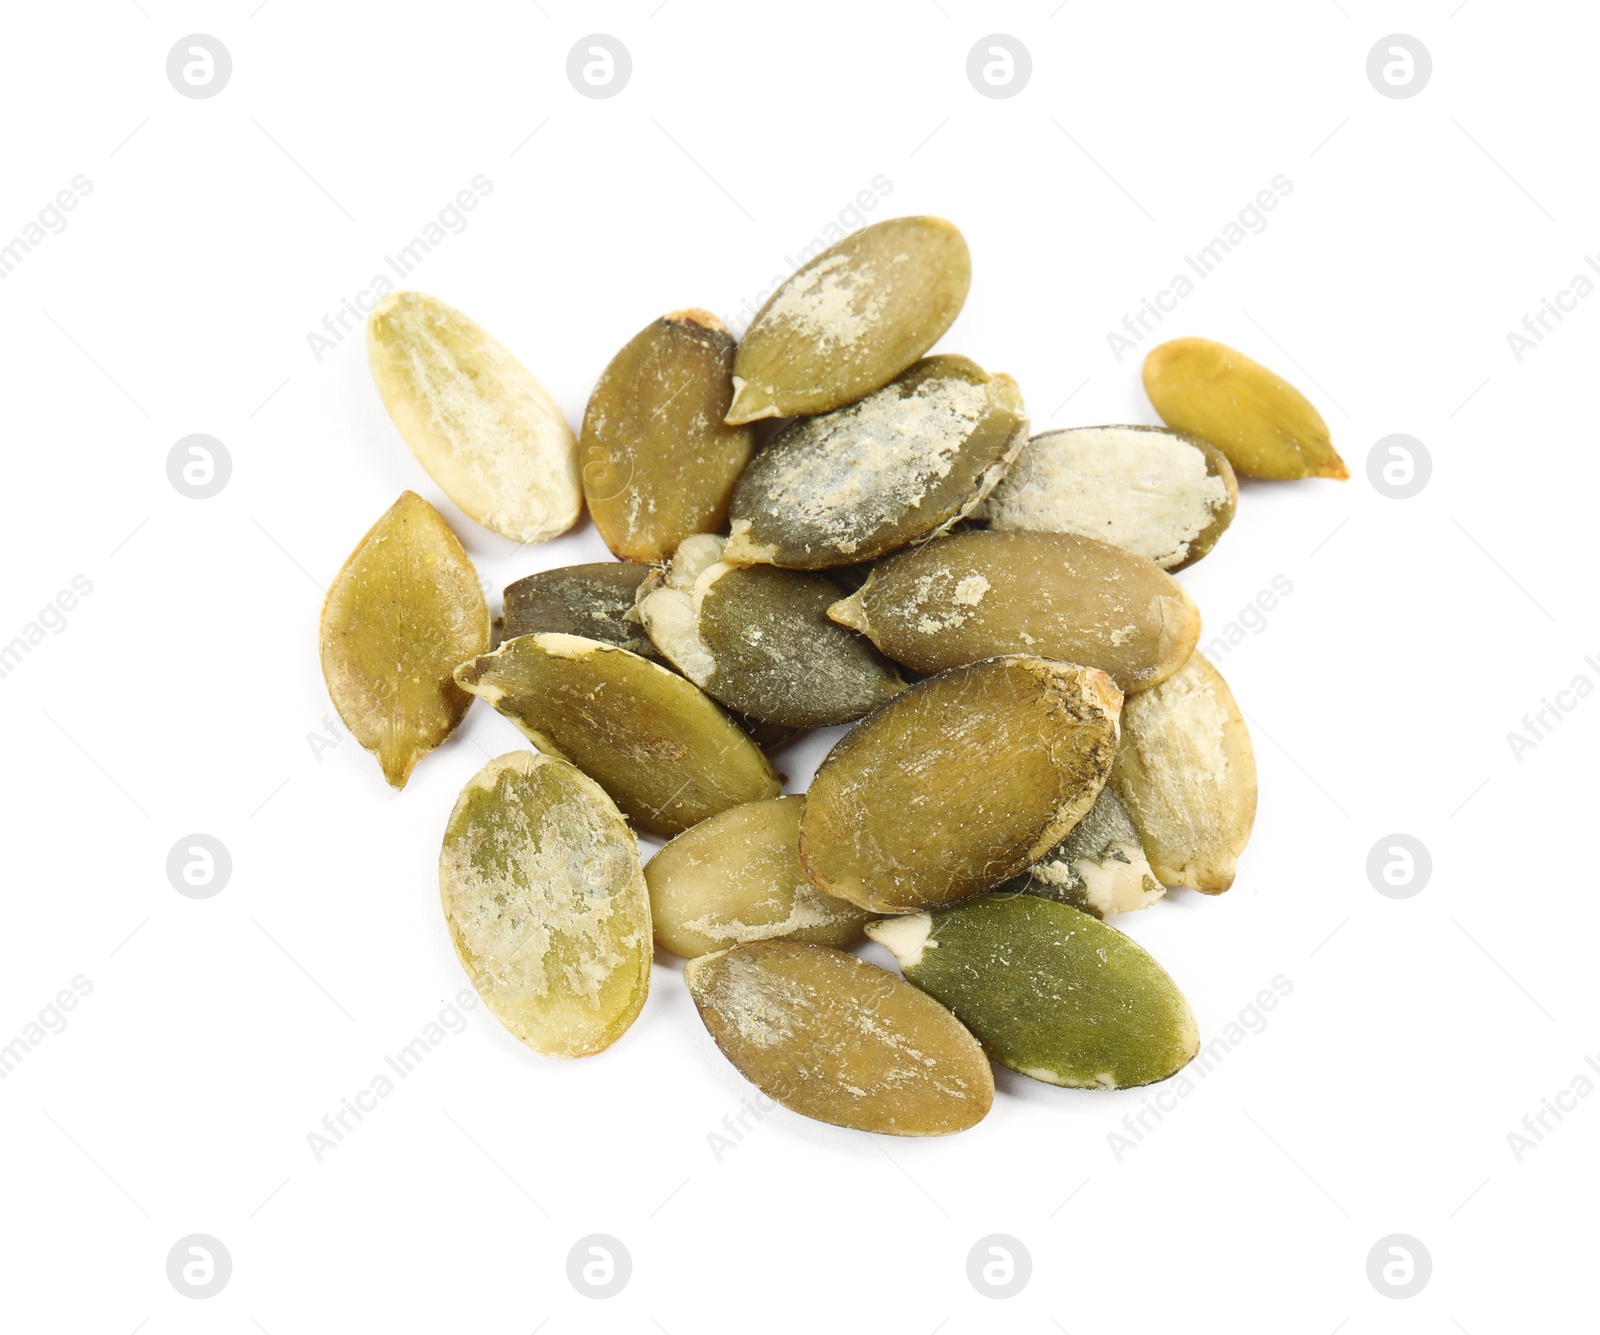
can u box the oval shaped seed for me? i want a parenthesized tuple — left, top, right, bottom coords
(684, 941, 992, 1135)
(800, 656, 1122, 913)
(1142, 337, 1348, 481)
(647, 796, 872, 957)
(726, 216, 971, 424)
(580, 309, 755, 562)
(868, 896, 1198, 1089)
(319, 491, 489, 789)
(367, 290, 581, 543)
(992, 786, 1165, 919)
(1110, 650, 1256, 893)
(724, 356, 1026, 569)
(639, 534, 904, 727)
(440, 751, 650, 1057)
(503, 562, 659, 660)
(454, 633, 779, 839)
(829, 529, 1200, 693)
(982, 425, 1237, 571)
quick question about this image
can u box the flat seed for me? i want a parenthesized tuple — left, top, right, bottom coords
(454, 633, 779, 839)
(1110, 650, 1257, 893)
(639, 534, 905, 727)
(992, 785, 1165, 919)
(440, 751, 649, 1057)
(581, 309, 755, 562)
(799, 656, 1122, 913)
(982, 425, 1237, 571)
(829, 529, 1200, 693)
(367, 290, 581, 543)
(503, 562, 659, 660)
(646, 796, 872, 957)
(723, 355, 1027, 569)
(726, 215, 971, 424)
(318, 491, 489, 789)
(1142, 337, 1348, 481)
(684, 941, 993, 1135)
(868, 895, 1199, 1089)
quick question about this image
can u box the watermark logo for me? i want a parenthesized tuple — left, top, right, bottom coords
(967, 36, 1031, 99)
(567, 1234, 630, 1298)
(1367, 36, 1430, 100)
(967, 1235, 1031, 1298)
(1366, 834, 1430, 900)
(167, 36, 232, 100)
(167, 434, 231, 499)
(568, 36, 630, 99)
(167, 835, 232, 900)
(167, 1234, 231, 1298)
(1366, 1234, 1430, 1297)
(1367, 435, 1431, 499)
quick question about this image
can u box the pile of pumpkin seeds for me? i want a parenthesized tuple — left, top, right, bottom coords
(321, 215, 1346, 1135)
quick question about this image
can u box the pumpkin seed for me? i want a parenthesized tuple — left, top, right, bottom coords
(684, 941, 993, 1135)
(503, 562, 659, 660)
(638, 534, 905, 727)
(723, 356, 1026, 569)
(646, 796, 871, 957)
(1110, 650, 1257, 893)
(581, 309, 755, 562)
(367, 290, 581, 543)
(992, 785, 1165, 919)
(981, 425, 1237, 571)
(868, 895, 1199, 1089)
(799, 656, 1122, 913)
(829, 528, 1200, 693)
(726, 216, 971, 424)
(454, 633, 779, 838)
(440, 751, 650, 1057)
(318, 491, 489, 788)
(1142, 337, 1348, 481)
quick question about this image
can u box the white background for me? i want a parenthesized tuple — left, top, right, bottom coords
(1, 1, 1594, 1330)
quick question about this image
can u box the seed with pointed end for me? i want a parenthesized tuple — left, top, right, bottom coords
(454, 633, 778, 839)
(868, 895, 1199, 1089)
(440, 751, 650, 1057)
(829, 529, 1200, 694)
(367, 290, 581, 543)
(646, 796, 872, 958)
(723, 356, 1026, 569)
(799, 656, 1122, 913)
(503, 562, 659, 660)
(726, 215, 971, 424)
(318, 491, 489, 789)
(992, 785, 1164, 919)
(1110, 650, 1256, 893)
(684, 941, 993, 1135)
(982, 425, 1238, 571)
(638, 534, 904, 727)
(580, 309, 755, 562)
(1142, 337, 1348, 481)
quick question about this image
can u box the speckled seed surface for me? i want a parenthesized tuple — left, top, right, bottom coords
(502, 561, 659, 659)
(992, 785, 1165, 919)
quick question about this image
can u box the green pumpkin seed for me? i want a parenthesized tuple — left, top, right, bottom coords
(638, 534, 904, 727)
(454, 633, 778, 838)
(1110, 650, 1257, 893)
(684, 941, 993, 1135)
(868, 895, 1198, 1089)
(723, 356, 1026, 569)
(580, 309, 755, 562)
(367, 291, 581, 543)
(646, 796, 871, 957)
(1143, 337, 1348, 481)
(319, 491, 489, 789)
(503, 562, 658, 660)
(726, 216, 971, 424)
(799, 656, 1122, 913)
(982, 425, 1237, 571)
(829, 528, 1200, 693)
(440, 751, 650, 1057)
(992, 785, 1164, 919)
